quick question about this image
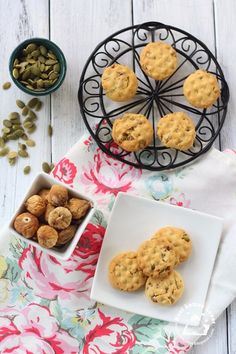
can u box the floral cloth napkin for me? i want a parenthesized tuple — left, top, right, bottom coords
(1, 135, 236, 354)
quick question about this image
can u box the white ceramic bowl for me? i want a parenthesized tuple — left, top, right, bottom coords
(9, 172, 95, 260)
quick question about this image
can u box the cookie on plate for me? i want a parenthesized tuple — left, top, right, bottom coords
(157, 112, 196, 151)
(140, 42, 177, 80)
(137, 238, 176, 279)
(101, 63, 138, 102)
(112, 112, 153, 152)
(145, 270, 184, 305)
(152, 226, 192, 264)
(108, 251, 147, 292)
(183, 69, 220, 108)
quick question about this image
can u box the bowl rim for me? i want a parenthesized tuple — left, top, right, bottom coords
(9, 37, 67, 96)
(8, 172, 95, 260)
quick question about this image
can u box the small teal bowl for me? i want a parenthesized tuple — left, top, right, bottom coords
(9, 38, 66, 96)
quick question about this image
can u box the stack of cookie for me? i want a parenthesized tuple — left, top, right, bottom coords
(108, 226, 192, 305)
(101, 40, 221, 153)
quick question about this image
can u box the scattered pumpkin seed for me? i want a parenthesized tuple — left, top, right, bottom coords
(18, 143, 27, 150)
(14, 129, 24, 138)
(28, 97, 39, 108)
(8, 151, 18, 159)
(12, 68, 19, 79)
(0, 147, 9, 156)
(28, 110, 37, 120)
(16, 99, 25, 109)
(18, 149, 29, 158)
(27, 124, 36, 134)
(2, 82, 11, 90)
(26, 139, 35, 147)
(26, 43, 37, 53)
(23, 165, 31, 174)
(9, 112, 20, 120)
(0, 137, 5, 148)
(7, 133, 18, 140)
(48, 124, 53, 136)
(3, 120, 12, 128)
(21, 134, 29, 141)
(35, 101, 42, 111)
(23, 121, 33, 129)
(8, 157, 17, 166)
(22, 106, 29, 116)
(2, 127, 11, 134)
(42, 162, 51, 173)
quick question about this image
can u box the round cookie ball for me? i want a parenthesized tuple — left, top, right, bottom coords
(108, 251, 147, 291)
(140, 41, 177, 80)
(145, 271, 184, 305)
(112, 112, 153, 152)
(183, 70, 220, 108)
(25, 195, 46, 217)
(101, 63, 138, 102)
(152, 226, 192, 264)
(48, 207, 72, 230)
(37, 225, 58, 248)
(137, 239, 177, 279)
(157, 112, 196, 151)
(14, 212, 39, 239)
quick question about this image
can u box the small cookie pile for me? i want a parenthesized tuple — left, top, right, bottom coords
(108, 226, 192, 305)
(13, 184, 91, 249)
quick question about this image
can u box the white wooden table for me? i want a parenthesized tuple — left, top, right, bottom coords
(0, 1, 234, 353)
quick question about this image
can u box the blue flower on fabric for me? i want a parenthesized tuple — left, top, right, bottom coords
(145, 174, 173, 200)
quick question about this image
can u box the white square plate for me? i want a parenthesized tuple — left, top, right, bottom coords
(91, 192, 223, 326)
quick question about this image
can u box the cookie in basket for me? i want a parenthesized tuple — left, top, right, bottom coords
(145, 270, 184, 305)
(140, 42, 177, 80)
(108, 251, 147, 291)
(112, 112, 153, 152)
(137, 238, 177, 279)
(157, 112, 196, 151)
(152, 226, 192, 264)
(183, 69, 220, 108)
(101, 63, 138, 101)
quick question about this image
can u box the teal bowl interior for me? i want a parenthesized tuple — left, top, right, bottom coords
(9, 38, 66, 96)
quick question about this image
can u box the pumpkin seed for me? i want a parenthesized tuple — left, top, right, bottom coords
(26, 43, 37, 54)
(40, 63, 45, 71)
(13, 58, 19, 66)
(7, 133, 18, 140)
(18, 150, 29, 158)
(12, 124, 22, 131)
(28, 97, 39, 108)
(41, 73, 48, 79)
(38, 55, 46, 63)
(22, 106, 29, 116)
(3, 120, 12, 128)
(21, 134, 28, 141)
(31, 65, 41, 76)
(0, 137, 5, 148)
(26, 84, 34, 90)
(27, 124, 36, 134)
(8, 157, 17, 166)
(18, 143, 27, 150)
(39, 45, 47, 56)
(26, 139, 35, 147)
(48, 124, 53, 136)
(28, 110, 37, 120)
(9, 112, 20, 120)
(22, 68, 31, 81)
(27, 58, 36, 64)
(49, 72, 58, 80)
(2, 82, 11, 90)
(31, 49, 40, 58)
(12, 68, 19, 79)
(14, 129, 24, 138)
(35, 101, 42, 111)
(23, 117, 33, 124)
(44, 80, 51, 87)
(37, 79, 44, 88)
(2, 127, 11, 134)
(8, 151, 18, 159)
(16, 99, 25, 109)
(53, 63, 60, 72)
(45, 59, 58, 65)
(23, 165, 31, 174)
(42, 162, 51, 173)
(0, 147, 9, 156)
(23, 121, 33, 129)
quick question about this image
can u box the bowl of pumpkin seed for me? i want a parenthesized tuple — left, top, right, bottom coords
(9, 38, 66, 96)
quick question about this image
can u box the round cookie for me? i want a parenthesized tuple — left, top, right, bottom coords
(140, 42, 177, 80)
(101, 63, 138, 102)
(157, 112, 196, 151)
(145, 270, 184, 305)
(112, 112, 153, 152)
(108, 251, 146, 292)
(137, 239, 176, 279)
(183, 69, 220, 108)
(152, 226, 192, 264)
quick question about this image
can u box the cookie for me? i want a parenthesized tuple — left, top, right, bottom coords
(137, 239, 176, 279)
(108, 251, 146, 292)
(140, 42, 177, 80)
(157, 112, 196, 151)
(145, 270, 184, 305)
(112, 112, 153, 152)
(101, 63, 138, 102)
(183, 70, 220, 108)
(152, 226, 192, 264)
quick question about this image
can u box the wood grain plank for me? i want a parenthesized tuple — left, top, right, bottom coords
(0, 0, 50, 224)
(50, 0, 132, 162)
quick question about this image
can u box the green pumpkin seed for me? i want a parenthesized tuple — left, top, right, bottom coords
(42, 162, 51, 173)
(26, 139, 35, 147)
(37, 79, 44, 88)
(28, 110, 37, 120)
(2, 82, 11, 90)
(43, 80, 51, 88)
(31, 49, 40, 58)
(53, 63, 60, 72)
(12, 68, 19, 79)
(2, 127, 11, 134)
(27, 124, 36, 134)
(23, 121, 33, 129)
(41, 73, 48, 79)
(18, 143, 27, 150)
(22, 68, 31, 80)
(12, 125, 22, 131)
(40, 63, 45, 71)
(14, 129, 24, 138)
(8, 151, 18, 159)
(27, 58, 36, 64)
(16, 99, 25, 108)
(13, 58, 19, 66)
(7, 133, 18, 140)
(35, 101, 42, 111)
(22, 106, 29, 116)
(0, 137, 5, 148)
(44, 65, 51, 72)
(45, 59, 58, 65)
(3, 120, 12, 128)
(38, 55, 46, 64)
(31, 65, 41, 76)
(23, 117, 33, 124)
(49, 72, 58, 80)
(48, 52, 57, 60)
(23, 165, 31, 174)
(0, 147, 9, 156)
(26, 84, 34, 90)
(28, 97, 39, 108)
(26, 43, 37, 54)
(9, 112, 20, 120)
(18, 149, 29, 158)
(39, 45, 47, 56)
(21, 134, 28, 141)
(9, 158, 16, 165)
(48, 124, 53, 136)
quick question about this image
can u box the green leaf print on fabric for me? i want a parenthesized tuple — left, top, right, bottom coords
(49, 297, 63, 323)
(4, 258, 21, 282)
(9, 236, 27, 259)
(91, 209, 107, 228)
(128, 314, 167, 342)
(130, 343, 159, 354)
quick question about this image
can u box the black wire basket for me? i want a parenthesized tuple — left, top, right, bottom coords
(78, 21, 229, 171)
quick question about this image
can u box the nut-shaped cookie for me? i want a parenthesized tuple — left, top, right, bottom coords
(140, 42, 177, 80)
(157, 112, 196, 151)
(152, 226, 192, 264)
(67, 198, 90, 220)
(137, 239, 176, 279)
(109, 251, 147, 291)
(48, 206, 72, 230)
(14, 212, 39, 238)
(112, 112, 153, 152)
(183, 70, 220, 108)
(25, 195, 46, 217)
(37, 225, 58, 248)
(101, 63, 138, 102)
(57, 225, 77, 246)
(145, 270, 184, 305)
(48, 185, 68, 207)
